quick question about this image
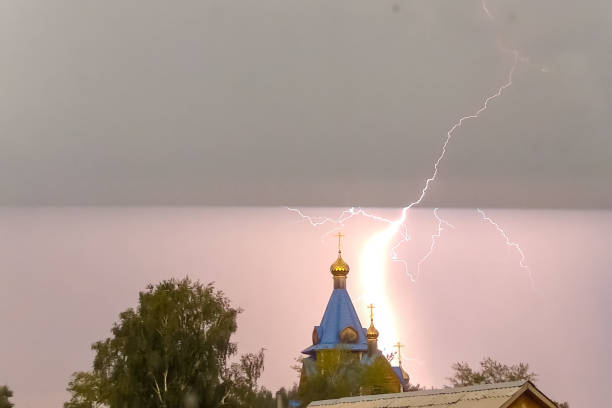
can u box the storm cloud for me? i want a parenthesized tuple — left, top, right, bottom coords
(1, 0, 610, 207)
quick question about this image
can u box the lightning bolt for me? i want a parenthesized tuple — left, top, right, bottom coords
(415, 208, 455, 280)
(385, 43, 518, 278)
(288, 0, 532, 352)
(476, 208, 534, 286)
(289, 0, 522, 274)
(481, 0, 494, 20)
(286, 206, 400, 228)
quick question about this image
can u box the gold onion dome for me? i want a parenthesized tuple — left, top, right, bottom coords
(366, 303, 379, 340)
(330, 252, 350, 277)
(366, 322, 379, 340)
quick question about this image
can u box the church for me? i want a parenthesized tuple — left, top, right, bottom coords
(298, 234, 409, 394)
(293, 237, 561, 408)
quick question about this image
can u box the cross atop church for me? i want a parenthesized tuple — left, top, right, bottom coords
(395, 341, 404, 364)
(367, 303, 375, 323)
(335, 231, 344, 252)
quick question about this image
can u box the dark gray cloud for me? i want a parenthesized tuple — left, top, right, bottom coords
(1, 0, 610, 207)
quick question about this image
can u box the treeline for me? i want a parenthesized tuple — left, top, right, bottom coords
(1, 278, 569, 408)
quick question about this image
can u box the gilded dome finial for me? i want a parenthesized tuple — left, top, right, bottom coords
(330, 232, 350, 277)
(366, 303, 379, 340)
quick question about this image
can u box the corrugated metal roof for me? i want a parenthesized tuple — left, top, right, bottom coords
(308, 381, 527, 408)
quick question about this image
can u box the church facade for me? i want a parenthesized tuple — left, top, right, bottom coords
(298, 236, 409, 394)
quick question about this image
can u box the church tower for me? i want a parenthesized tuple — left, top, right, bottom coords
(301, 233, 368, 357)
(299, 234, 409, 394)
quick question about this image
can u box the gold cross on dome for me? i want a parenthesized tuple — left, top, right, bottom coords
(367, 303, 375, 322)
(395, 341, 404, 363)
(335, 231, 344, 252)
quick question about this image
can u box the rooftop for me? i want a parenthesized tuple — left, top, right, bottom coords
(302, 288, 367, 354)
(308, 380, 557, 408)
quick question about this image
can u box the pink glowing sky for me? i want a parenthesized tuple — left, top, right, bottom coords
(0, 207, 610, 407)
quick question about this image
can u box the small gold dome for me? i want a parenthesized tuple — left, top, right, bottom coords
(330, 252, 350, 277)
(366, 322, 379, 340)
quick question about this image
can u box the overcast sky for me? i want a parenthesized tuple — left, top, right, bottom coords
(1, 0, 610, 207)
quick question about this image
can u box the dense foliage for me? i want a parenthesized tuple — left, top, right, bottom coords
(448, 357, 568, 408)
(0, 385, 14, 408)
(448, 357, 537, 386)
(64, 278, 274, 408)
(295, 348, 406, 407)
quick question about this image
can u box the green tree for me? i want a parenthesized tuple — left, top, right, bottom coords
(65, 372, 105, 408)
(448, 357, 568, 407)
(360, 358, 400, 395)
(65, 277, 273, 408)
(0, 385, 14, 408)
(448, 357, 536, 387)
(295, 348, 415, 407)
(296, 348, 362, 405)
(223, 350, 275, 408)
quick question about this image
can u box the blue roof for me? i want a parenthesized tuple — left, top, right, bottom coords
(302, 288, 367, 355)
(392, 366, 408, 387)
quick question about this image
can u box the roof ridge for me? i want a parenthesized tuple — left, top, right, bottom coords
(309, 380, 528, 406)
